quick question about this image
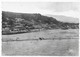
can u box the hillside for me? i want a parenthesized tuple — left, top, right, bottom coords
(45, 14, 79, 23)
(2, 11, 79, 35)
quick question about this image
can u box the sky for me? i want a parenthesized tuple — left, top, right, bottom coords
(2, 2, 80, 22)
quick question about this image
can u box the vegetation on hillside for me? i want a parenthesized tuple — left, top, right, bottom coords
(2, 11, 79, 35)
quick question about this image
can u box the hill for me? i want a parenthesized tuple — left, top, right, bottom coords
(2, 11, 79, 35)
(45, 14, 79, 23)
